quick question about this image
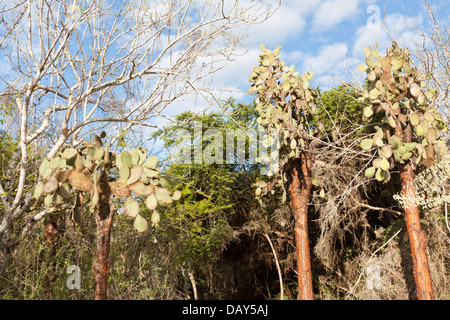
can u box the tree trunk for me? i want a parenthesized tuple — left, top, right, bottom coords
(399, 163, 434, 300)
(288, 154, 314, 300)
(397, 122, 434, 300)
(43, 214, 59, 296)
(93, 179, 114, 300)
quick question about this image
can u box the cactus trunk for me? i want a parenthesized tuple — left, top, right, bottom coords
(93, 178, 114, 300)
(288, 154, 314, 300)
(43, 214, 59, 296)
(397, 123, 434, 300)
(399, 162, 434, 300)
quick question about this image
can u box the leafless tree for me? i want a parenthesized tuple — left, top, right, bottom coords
(414, 0, 450, 125)
(0, 0, 278, 274)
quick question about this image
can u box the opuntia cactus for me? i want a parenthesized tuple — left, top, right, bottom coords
(34, 136, 181, 233)
(248, 44, 321, 300)
(357, 42, 447, 300)
(358, 42, 447, 183)
(33, 133, 181, 299)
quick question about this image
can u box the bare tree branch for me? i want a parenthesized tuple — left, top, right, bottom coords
(0, 0, 278, 274)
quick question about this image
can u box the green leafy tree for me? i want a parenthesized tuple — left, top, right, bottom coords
(314, 83, 370, 139)
(151, 103, 260, 256)
(149, 102, 267, 298)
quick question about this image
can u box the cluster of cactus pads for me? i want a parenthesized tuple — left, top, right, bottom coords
(249, 44, 318, 200)
(33, 133, 181, 232)
(249, 44, 316, 160)
(358, 42, 447, 182)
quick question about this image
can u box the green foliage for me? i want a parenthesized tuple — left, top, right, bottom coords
(0, 131, 18, 181)
(0, 130, 40, 201)
(0, 224, 95, 299)
(0, 95, 14, 126)
(150, 100, 262, 264)
(313, 83, 369, 138)
(160, 164, 235, 264)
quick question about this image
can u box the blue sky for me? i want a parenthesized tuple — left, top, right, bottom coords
(1, 0, 448, 153)
(172, 0, 449, 114)
(142, 0, 449, 155)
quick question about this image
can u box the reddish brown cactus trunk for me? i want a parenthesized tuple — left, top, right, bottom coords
(43, 214, 59, 296)
(397, 123, 434, 300)
(93, 179, 114, 300)
(288, 153, 314, 300)
(399, 163, 434, 300)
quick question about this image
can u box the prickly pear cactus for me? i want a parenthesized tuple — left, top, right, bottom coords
(249, 44, 317, 158)
(358, 42, 448, 183)
(33, 133, 181, 232)
(249, 44, 322, 201)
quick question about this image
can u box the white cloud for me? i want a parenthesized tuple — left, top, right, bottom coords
(352, 24, 389, 58)
(244, 0, 322, 47)
(302, 43, 349, 75)
(245, 6, 305, 48)
(352, 12, 424, 59)
(385, 12, 423, 35)
(284, 50, 305, 63)
(312, 0, 361, 31)
(384, 13, 424, 49)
